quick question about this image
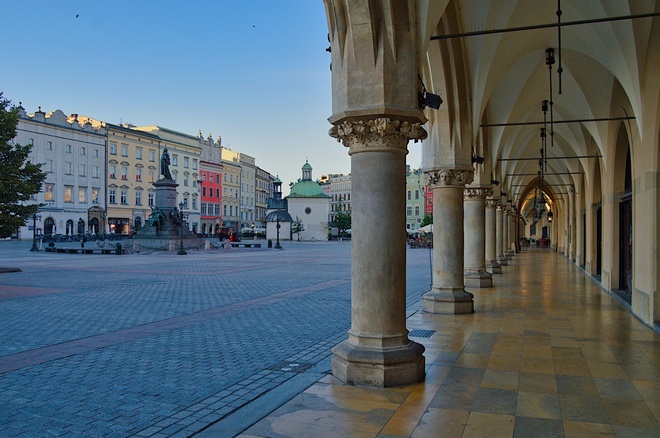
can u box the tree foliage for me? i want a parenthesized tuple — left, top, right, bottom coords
(332, 211, 352, 237)
(292, 216, 304, 240)
(421, 213, 432, 227)
(0, 93, 46, 238)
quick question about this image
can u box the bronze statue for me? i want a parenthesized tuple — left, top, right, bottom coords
(160, 148, 173, 180)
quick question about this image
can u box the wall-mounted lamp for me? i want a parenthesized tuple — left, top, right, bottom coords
(419, 76, 443, 110)
(472, 150, 484, 165)
(547, 211, 553, 222)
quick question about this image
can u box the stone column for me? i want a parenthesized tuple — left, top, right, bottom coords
(507, 209, 516, 257)
(503, 210, 513, 260)
(422, 168, 475, 314)
(568, 187, 575, 261)
(464, 188, 493, 287)
(329, 119, 426, 387)
(486, 199, 502, 273)
(496, 205, 508, 265)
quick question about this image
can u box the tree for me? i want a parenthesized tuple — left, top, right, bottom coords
(420, 213, 432, 227)
(333, 211, 352, 238)
(0, 93, 46, 238)
(292, 216, 304, 240)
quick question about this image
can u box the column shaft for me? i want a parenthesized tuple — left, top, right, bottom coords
(486, 201, 501, 273)
(464, 189, 493, 287)
(496, 206, 507, 265)
(329, 119, 426, 387)
(422, 169, 475, 314)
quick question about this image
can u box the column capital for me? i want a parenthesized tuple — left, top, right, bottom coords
(464, 187, 493, 199)
(425, 168, 474, 187)
(329, 117, 427, 155)
(485, 197, 499, 207)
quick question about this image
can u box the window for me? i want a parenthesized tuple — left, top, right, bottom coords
(149, 170, 155, 182)
(64, 186, 73, 203)
(172, 154, 178, 166)
(46, 159, 53, 172)
(183, 198, 189, 209)
(121, 144, 128, 157)
(149, 150, 155, 162)
(120, 190, 128, 205)
(135, 191, 142, 206)
(183, 175, 189, 186)
(407, 191, 411, 200)
(79, 164, 86, 176)
(193, 159, 198, 170)
(65, 162, 73, 175)
(229, 206, 233, 216)
(109, 165, 117, 179)
(79, 187, 86, 203)
(148, 192, 154, 206)
(201, 203, 207, 215)
(415, 190, 419, 200)
(110, 142, 117, 155)
(202, 187, 207, 196)
(109, 189, 117, 204)
(192, 198, 197, 210)
(230, 175, 233, 183)
(414, 205, 420, 216)
(202, 172, 207, 182)
(224, 205, 227, 215)
(66, 144, 72, 153)
(224, 174, 227, 182)
(121, 166, 128, 180)
(216, 188, 220, 198)
(406, 206, 413, 216)
(45, 183, 54, 201)
(28, 138, 34, 146)
(93, 166, 99, 178)
(184, 157, 189, 168)
(136, 148, 143, 160)
(80, 147, 86, 156)
(94, 149, 100, 158)
(135, 168, 142, 182)
(92, 188, 99, 203)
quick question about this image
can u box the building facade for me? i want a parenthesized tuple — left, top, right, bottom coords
(405, 166, 426, 232)
(222, 149, 256, 232)
(221, 158, 241, 232)
(197, 132, 223, 235)
(255, 166, 271, 229)
(15, 107, 107, 238)
(321, 173, 352, 224)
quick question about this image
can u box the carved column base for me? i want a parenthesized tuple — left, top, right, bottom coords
(464, 270, 493, 288)
(332, 340, 425, 387)
(497, 256, 508, 266)
(423, 288, 474, 314)
(487, 261, 502, 274)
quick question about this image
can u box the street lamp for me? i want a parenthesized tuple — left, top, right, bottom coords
(275, 218, 282, 249)
(177, 202, 187, 255)
(30, 213, 42, 252)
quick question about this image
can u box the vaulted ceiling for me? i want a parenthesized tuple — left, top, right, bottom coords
(422, 0, 657, 214)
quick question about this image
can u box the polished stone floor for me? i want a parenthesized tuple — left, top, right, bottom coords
(238, 249, 660, 438)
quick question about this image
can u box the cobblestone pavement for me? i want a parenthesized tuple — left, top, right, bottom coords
(0, 239, 433, 437)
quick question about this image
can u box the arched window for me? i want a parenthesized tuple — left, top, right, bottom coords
(66, 220, 74, 236)
(77, 219, 85, 235)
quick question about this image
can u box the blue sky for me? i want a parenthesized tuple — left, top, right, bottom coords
(2, 1, 423, 189)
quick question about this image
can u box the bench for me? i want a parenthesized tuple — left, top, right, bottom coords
(42, 247, 118, 255)
(230, 243, 262, 248)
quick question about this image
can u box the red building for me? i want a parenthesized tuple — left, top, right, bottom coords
(425, 185, 433, 215)
(199, 161, 223, 235)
